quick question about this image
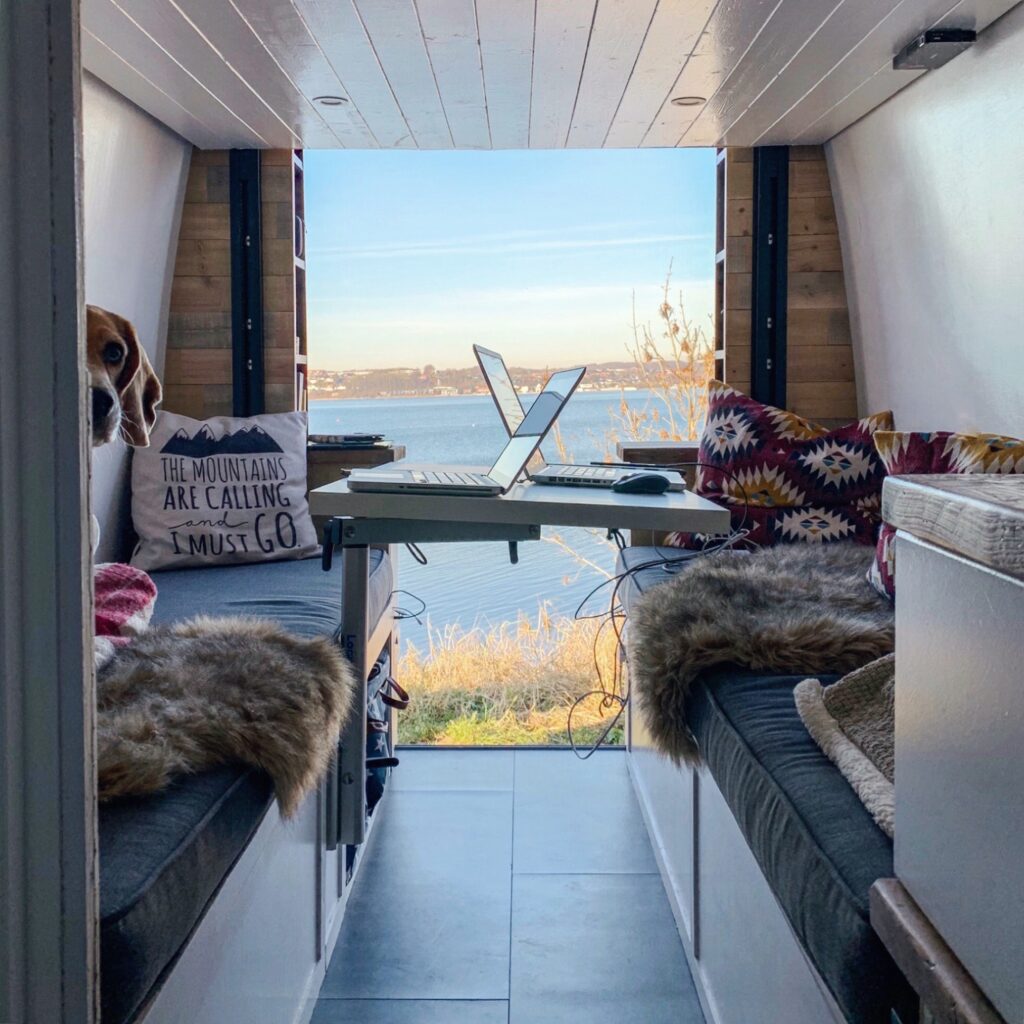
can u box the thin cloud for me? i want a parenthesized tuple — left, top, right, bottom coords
(308, 279, 715, 336)
(306, 220, 659, 257)
(310, 233, 712, 260)
(308, 279, 714, 312)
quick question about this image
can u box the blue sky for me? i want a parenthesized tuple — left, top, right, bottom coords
(304, 148, 716, 370)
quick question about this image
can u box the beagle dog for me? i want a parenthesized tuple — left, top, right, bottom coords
(87, 304, 162, 448)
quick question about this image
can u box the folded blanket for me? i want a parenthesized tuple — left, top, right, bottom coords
(94, 563, 157, 670)
(795, 655, 895, 837)
(627, 543, 894, 763)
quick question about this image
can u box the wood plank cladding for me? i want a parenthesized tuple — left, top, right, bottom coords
(719, 145, 856, 424)
(164, 150, 233, 418)
(261, 149, 301, 414)
(720, 148, 753, 396)
(164, 148, 302, 419)
(786, 145, 856, 424)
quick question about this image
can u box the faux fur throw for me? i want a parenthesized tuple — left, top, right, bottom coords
(97, 615, 355, 817)
(795, 654, 895, 836)
(627, 543, 894, 763)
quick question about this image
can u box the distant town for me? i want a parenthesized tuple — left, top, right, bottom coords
(308, 361, 647, 400)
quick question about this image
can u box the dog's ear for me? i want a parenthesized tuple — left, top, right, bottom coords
(114, 316, 162, 447)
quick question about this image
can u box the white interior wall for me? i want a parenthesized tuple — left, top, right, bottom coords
(827, 3, 1024, 436)
(83, 72, 190, 560)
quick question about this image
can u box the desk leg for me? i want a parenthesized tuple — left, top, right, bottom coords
(338, 543, 370, 847)
(382, 542, 399, 759)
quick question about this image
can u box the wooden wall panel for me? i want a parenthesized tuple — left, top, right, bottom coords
(164, 147, 303, 419)
(720, 148, 754, 396)
(163, 151, 233, 416)
(785, 145, 856, 425)
(261, 149, 299, 413)
(718, 144, 856, 424)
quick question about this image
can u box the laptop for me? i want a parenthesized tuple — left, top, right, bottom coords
(473, 345, 685, 491)
(346, 366, 586, 496)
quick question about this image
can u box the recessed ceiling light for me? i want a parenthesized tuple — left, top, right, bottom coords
(313, 95, 348, 106)
(671, 96, 705, 107)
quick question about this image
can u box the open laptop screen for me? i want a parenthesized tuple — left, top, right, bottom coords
(487, 434, 544, 490)
(474, 345, 525, 433)
(487, 366, 585, 490)
(515, 369, 583, 436)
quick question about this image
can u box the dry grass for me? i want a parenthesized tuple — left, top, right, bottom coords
(617, 267, 716, 444)
(397, 604, 624, 746)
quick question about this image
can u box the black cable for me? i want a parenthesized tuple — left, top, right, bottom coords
(607, 528, 627, 551)
(405, 542, 428, 565)
(391, 589, 427, 624)
(566, 459, 760, 758)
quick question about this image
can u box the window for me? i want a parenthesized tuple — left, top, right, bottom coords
(305, 149, 716, 745)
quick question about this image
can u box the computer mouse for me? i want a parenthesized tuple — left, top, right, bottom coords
(611, 472, 671, 495)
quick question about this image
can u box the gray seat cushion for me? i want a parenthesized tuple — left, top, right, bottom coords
(99, 768, 272, 1024)
(618, 547, 915, 1024)
(100, 551, 393, 1023)
(149, 550, 393, 637)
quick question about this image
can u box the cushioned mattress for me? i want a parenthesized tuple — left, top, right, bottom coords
(149, 550, 394, 638)
(100, 551, 393, 1024)
(618, 547, 914, 1024)
(99, 768, 272, 1024)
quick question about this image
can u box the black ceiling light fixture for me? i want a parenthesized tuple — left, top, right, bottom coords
(670, 96, 706, 107)
(893, 29, 976, 70)
(313, 95, 349, 106)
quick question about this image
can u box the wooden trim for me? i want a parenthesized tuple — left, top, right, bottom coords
(615, 441, 701, 467)
(0, 1, 96, 1021)
(871, 880, 1006, 1024)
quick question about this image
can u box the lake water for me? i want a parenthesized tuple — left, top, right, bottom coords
(309, 391, 663, 651)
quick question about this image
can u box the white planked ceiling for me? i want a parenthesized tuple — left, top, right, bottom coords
(81, 0, 1022, 149)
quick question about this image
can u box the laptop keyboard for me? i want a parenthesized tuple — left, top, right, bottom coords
(411, 470, 490, 486)
(549, 465, 617, 480)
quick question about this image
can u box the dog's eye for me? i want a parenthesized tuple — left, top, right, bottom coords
(102, 341, 125, 365)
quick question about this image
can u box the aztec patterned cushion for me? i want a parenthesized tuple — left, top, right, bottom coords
(666, 381, 893, 548)
(868, 431, 1024, 598)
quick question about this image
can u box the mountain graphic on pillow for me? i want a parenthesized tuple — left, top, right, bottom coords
(160, 424, 284, 458)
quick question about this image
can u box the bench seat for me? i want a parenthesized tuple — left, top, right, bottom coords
(619, 546, 914, 1024)
(99, 552, 393, 1024)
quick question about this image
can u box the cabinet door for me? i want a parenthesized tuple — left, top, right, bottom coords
(628, 704, 696, 941)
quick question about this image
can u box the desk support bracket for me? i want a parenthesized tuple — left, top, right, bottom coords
(331, 516, 541, 847)
(330, 516, 541, 551)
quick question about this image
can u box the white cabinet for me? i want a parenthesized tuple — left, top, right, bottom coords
(894, 533, 1024, 1023)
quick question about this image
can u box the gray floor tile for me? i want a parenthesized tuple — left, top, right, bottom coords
(312, 999, 509, 1024)
(321, 790, 513, 1000)
(391, 749, 514, 791)
(512, 751, 657, 873)
(510, 874, 704, 1024)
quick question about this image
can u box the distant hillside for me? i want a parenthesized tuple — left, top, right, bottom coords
(308, 360, 647, 399)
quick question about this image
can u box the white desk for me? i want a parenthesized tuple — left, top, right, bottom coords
(310, 472, 726, 535)
(309, 478, 729, 845)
